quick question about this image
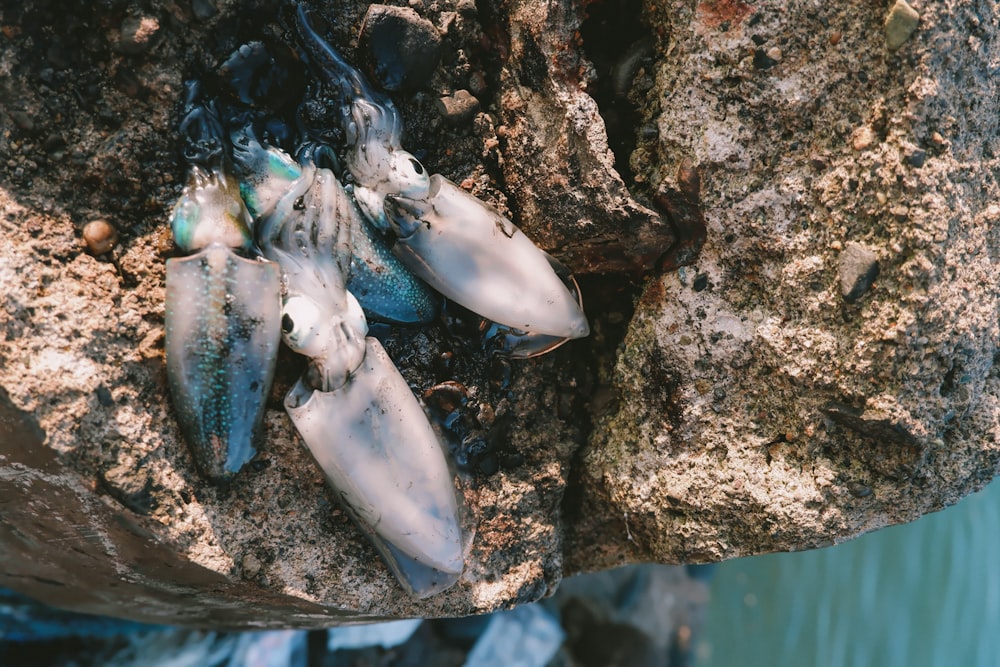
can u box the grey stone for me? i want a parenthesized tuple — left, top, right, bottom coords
(359, 4, 441, 92)
(191, 0, 218, 21)
(838, 242, 880, 303)
(463, 605, 564, 667)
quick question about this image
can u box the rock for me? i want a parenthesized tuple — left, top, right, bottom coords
(851, 125, 875, 151)
(885, 0, 920, 51)
(546, 564, 708, 667)
(358, 4, 441, 92)
(495, 0, 676, 274)
(838, 242, 880, 303)
(906, 148, 927, 168)
(191, 0, 218, 21)
(117, 15, 161, 55)
(575, 0, 1000, 570)
(435, 89, 480, 124)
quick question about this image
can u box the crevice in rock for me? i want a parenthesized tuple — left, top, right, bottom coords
(560, 273, 644, 555)
(579, 0, 656, 185)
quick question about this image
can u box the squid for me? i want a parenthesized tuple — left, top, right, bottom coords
(165, 6, 595, 596)
(165, 164, 282, 482)
(231, 131, 465, 597)
(294, 3, 590, 352)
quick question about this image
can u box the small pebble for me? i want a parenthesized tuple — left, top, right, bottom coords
(752, 48, 779, 70)
(95, 385, 114, 407)
(10, 110, 34, 131)
(359, 4, 442, 92)
(436, 90, 480, 124)
(906, 148, 927, 168)
(847, 481, 874, 498)
(242, 553, 262, 579)
(468, 70, 488, 96)
(191, 0, 218, 21)
(838, 242, 879, 303)
(118, 15, 161, 55)
(851, 126, 875, 151)
(82, 219, 118, 255)
(885, 0, 919, 51)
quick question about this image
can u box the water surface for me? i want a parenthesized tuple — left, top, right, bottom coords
(697, 478, 1000, 666)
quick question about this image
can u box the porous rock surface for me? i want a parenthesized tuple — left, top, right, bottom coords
(575, 0, 1000, 568)
(0, 0, 996, 626)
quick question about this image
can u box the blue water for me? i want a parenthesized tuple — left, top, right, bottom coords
(696, 477, 1000, 666)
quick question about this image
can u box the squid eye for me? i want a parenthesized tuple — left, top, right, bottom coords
(408, 157, 424, 175)
(280, 295, 325, 354)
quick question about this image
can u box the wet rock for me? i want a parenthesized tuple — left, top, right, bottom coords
(191, 0, 218, 21)
(359, 4, 441, 92)
(838, 242, 880, 303)
(436, 89, 480, 124)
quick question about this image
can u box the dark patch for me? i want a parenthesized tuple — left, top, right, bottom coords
(821, 402, 926, 479)
(0, 385, 47, 459)
(95, 385, 114, 407)
(561, 274, 646, 521)
(98, 464, 160, 516)
(579, 0, 653, 182)
(906, 148, 927, 168)
(561, 597, 665, 666)
(752, 48, 779, 70)
(516, 29, 549, 93)
(654, 159, 708, 271)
